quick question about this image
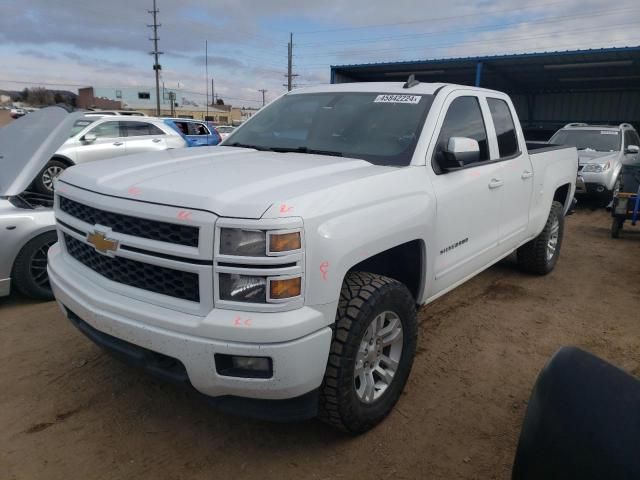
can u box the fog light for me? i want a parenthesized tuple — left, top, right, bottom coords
(269, 277, 302, 300)
(215, 354, 273, 378)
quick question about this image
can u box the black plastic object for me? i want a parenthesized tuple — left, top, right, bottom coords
(620, 163, 640, 194)
(512, 346, 640, 480)
(403, 74, 420, 88)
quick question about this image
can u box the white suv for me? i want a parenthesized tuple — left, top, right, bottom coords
(550, 123, 640, 199)
(35, 116, 187, 194)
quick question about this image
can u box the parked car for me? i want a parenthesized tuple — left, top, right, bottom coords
(550, 123, 640, 200)
(49, 81, 577, 432)
(10, 108, 26, 119)
(163, 118, 221, 146)
(35, 116, 188, 194)
(215, 125, 235, 140)
(0, 107, 92, 300)
(84, 110, 147, 116)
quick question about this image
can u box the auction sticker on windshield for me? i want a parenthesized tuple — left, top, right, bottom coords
(374, 94, 422, 104)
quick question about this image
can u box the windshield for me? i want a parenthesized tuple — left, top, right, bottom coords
(224, 92, 434, 166)
(550, 129, 621, 152)
(69, 119, 96, 137)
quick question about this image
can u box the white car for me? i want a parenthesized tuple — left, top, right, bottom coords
(215, 125, 235, 140)
(35, 116, 188, 194)
(49, 81, 577, 432)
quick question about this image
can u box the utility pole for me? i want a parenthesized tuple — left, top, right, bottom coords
(258, 89, 267, 107)
(211, 78, 215, 106)
(148, 0, 163, 116)
(284, 32, 298, 91)
(205, 40, 209, 120)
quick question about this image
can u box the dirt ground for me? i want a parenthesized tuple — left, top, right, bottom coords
(1, 205, 639, 480)
(0, 110, 13, 127)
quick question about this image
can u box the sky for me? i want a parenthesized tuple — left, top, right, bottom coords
(1, 0, 639, 107)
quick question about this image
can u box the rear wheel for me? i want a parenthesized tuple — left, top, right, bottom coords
(611, 217, 623, 238)
(318, 272, 417, 433)
(517, 201, 565, 275)
(12, 232, 58, 300)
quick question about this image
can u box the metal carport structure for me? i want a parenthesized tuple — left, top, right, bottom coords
(330, 46, 640, 139)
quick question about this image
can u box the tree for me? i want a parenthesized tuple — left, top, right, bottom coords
(25, 87, 55, 106)
(216, 98, 225, 105)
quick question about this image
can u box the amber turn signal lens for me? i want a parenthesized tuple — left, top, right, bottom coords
(270, 277, 301, 299)
(269, 232, 301, 252)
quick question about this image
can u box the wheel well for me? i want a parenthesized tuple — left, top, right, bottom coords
(348, 240, 424, 301)
(50, 155, 74, 167)
(554, 183, 571, 207)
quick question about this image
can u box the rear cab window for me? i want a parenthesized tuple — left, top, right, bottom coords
(123, 121, 165, 137)
(487, 98, 519, 158)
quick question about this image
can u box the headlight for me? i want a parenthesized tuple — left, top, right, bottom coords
(219, 273, 267, 303)
(220, 228, 302, 256)
(220, 229, 266, 256)
(582, 162, 610, 173)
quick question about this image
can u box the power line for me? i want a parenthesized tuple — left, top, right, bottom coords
(297, 21, 640, 61)
(294, 0, 570, 35)
(147, 0, 162, 116)
(295, 5, 640, 49)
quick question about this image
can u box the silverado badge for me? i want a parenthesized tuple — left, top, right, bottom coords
(87, 231, 119, 255)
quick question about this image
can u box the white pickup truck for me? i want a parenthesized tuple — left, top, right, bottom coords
(48, 81, 578, 433)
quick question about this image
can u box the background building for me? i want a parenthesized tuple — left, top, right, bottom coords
(331, 45, 640, 140)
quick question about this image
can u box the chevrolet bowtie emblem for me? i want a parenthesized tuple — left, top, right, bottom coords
(87, 231, 119, 254)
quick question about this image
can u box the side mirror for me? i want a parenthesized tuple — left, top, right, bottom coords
(437, 137, 480, 171)
(82, 133, 97, 143)
(625, 144, 639, 154)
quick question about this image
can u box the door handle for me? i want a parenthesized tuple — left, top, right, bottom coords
(521, 170, 533, 179)
(488, 178, 504, 189)
(152, 138, 162, 143)
(113, 141, 123, 146)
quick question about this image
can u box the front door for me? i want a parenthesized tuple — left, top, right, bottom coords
(429, 93, 502, 295)
(75, 120, 126, 164)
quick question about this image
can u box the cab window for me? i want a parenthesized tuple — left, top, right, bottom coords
(487, 98, 519, 158)
(434, 96, 489, 169)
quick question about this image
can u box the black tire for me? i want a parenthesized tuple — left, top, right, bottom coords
(11, 232, 58, 300)
(517, 201, 565, 275)
(35, 159, 68, 194)
(611, 218, 622, 239)
(318, 272, 417, 434)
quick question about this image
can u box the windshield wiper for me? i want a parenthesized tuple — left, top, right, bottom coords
(269, 146, 343, 157)
(226, 142, 272, 151)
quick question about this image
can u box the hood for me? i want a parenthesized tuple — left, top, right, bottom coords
(578, 150, 618, 165)
(0, 107, 90, 196)
(59, 146, 394, 219)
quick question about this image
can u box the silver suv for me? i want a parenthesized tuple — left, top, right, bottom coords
(550, 123, 640, 199)
(35, 116, 187, 193)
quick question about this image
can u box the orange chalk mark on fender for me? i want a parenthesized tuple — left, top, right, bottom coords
(279, 204, 293, 214)
(177, 210, 192, 220)
(320, 261, 329, 280)
(127, 187, 141, 196)
(233, 315, 252, 327)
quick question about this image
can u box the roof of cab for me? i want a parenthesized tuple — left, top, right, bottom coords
(290, 81, 506, 97)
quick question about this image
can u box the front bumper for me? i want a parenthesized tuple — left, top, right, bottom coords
(577, 169, 614, 194)
(48, 245, 333, 403)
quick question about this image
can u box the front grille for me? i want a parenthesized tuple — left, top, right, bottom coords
(59, 196, 199, 247)
(64, 233, 200, 302)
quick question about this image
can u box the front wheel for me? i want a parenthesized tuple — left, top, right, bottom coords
(11, 232, 58, 300)
(517, 201, 565, 275)
(318, 272, 417, 433)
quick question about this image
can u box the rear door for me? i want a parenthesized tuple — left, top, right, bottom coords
(122, 121, 167, 155)
(429, 93, 502, 293)
(75, 120, 126, 164)
(485, 97, 533, 251)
